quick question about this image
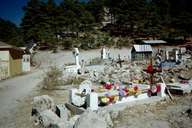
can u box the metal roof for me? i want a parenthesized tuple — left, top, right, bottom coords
(0, 41, 12, 48)
(143, 40, 167, 44)
(133, 45, 153, 52)
(0, 41, 23, 52)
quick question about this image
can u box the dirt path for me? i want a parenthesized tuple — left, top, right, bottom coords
(0, 70, 43, 128)
(1, 47, 189, 128)
(0, 48, 131, 128)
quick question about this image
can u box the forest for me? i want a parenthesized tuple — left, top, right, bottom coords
(1, 0, 192, 49)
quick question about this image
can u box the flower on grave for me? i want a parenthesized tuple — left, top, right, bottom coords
(104, 82, 113, 90)
(133, 86, 139, 91)
(100, 96, 110, 104)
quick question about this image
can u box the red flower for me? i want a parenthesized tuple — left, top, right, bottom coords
(104, 83, 112, 90)
(147, 64, 153, 73)
(134, 86, 139, 91)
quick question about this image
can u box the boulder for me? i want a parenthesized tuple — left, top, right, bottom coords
(110, 111, 119, 119)
(74, 110, 107, 128)
(32, 95, 55, 113)
(97, 110, 113, 128)
(69, 115, 80, 126)
(55, 104, 71, 121)
(38, 109, 61, 127)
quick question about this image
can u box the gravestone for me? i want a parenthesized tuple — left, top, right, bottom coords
(69, 89, 86, 107)
(117, 54, 124, 68)
(87, 92, 98, 110)
(79, 80, 92, 95)
(64, 48, 81, 74)
(73, 48, 80, 66)
(157, 83, 166, 97)
(101, 46, 106, 59)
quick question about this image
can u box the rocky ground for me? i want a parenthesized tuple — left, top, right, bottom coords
(0, 47, 192, 128)
(15, 90, 192, 128)
(114, 95, 192, 128)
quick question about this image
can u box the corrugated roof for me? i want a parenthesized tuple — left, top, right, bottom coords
(0, 41, 12, 48)
(143, 40, 167, 44)
(0, 41, 23, 52)
(133, 45, 153, 52)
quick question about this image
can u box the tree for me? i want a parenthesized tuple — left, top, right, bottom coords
(0, 18, 23, 46)
(143, 1, 162, 37)
(21, 0, 58, 44)
(168, 0, 192, 36)
(21, 0, 42, 41)
(87, 0, 106, 23)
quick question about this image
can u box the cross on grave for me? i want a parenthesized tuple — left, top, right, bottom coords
(117, 54, 124, 68)
(144, 59, 162, 87)
(72, 48, 80, 66)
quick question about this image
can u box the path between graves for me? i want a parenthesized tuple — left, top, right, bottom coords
(0, 48, 131, 128)
(0, 70, 43, 127)
(0, 47, 191, 128)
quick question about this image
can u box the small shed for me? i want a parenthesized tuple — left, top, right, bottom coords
(0, 41, 24, 80)
(131, 45, 153, 61)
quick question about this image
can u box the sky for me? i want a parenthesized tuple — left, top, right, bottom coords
(0, 0, 66, 26)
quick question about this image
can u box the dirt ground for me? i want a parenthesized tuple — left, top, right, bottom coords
(15, 88, 69, 128)
(114, 95, 192, 128)
(0, 47, 191, 128)
(14, 89, 192, 128)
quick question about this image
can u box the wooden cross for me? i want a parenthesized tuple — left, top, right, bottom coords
(144, 58, 162, 87)
(117, 54, 124, 68)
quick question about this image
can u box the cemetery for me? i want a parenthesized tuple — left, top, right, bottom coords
(30, 45, 192, 128)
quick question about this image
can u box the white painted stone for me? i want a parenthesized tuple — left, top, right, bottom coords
(22, 54, 30, 72)
(79, 80, 92, 95)
(116, 93, 149, 104)
(101, 47, 106, 59)
(166, 51, 169, 60)
(69, 89, 86, 107)
(157, 83, 166, 97)
(75, 56, 80, 66)
(64, 48, 81, 74)
(73, 48, 80, 66)
(64, 65, 81, 74)
(87, 92, 98, 111)
(175, 50, 179, 62)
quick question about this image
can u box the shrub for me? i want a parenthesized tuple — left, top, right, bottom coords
(43, 66, 64, 89)
(89, 57, 103, 65)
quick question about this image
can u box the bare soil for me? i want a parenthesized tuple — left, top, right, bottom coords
(0, 47, 191, 128)
(114, 95, 192, 128)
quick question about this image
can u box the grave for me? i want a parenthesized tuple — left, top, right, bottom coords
(101, 46, 107, 59)
(69, 80, 167, 111)
(64, 48, 81, 74)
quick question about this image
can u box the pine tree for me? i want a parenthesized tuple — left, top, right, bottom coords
(21, 0, 42, 41)
(0, 18, 23, 46)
